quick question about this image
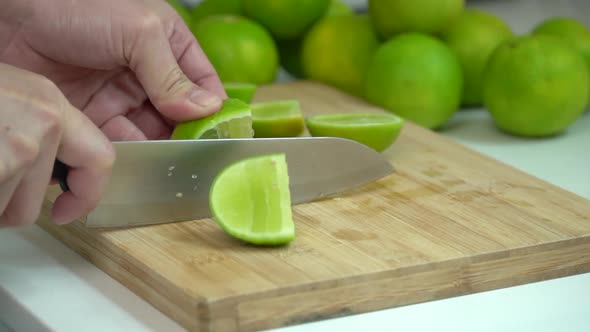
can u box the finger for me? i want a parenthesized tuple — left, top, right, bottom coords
(82, 71, 147, 128)
(1, 137, 59, 227)
(127, 103, 172, 139)
(101, 115, 148, 141)
(168, 21, 227, 99)
(0, 173, 23, 226)
(51, 103, 115, 225)
(127, 14, 222, 122)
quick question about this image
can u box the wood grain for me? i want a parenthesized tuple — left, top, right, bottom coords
(39, 81, 590, 332)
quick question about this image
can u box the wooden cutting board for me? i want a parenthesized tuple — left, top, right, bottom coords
(39, 81, 590, 332)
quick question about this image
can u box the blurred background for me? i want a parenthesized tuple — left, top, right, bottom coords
(181, 0, 590, 34)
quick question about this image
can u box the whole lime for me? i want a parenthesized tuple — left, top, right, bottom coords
(302, 14, 380, 96)
(440, 9, 513, 106)
(368, 0, 464, 40)
(278, 0, 354, 79)
(241, 0, 330, 40)
(483, 34, 589, 137)
(532, 17, 590, 70)
(532, 17, 590, 106)
(190, 0, 242, 23)
(364, 33, 463, 129)
(191, 15, 279, 84)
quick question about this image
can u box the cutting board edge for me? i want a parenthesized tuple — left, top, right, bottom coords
(207, 233, 590, 304)
(219, 236, 590, 331)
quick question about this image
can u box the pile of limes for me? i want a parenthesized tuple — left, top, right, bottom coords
(169, 0, 590, 138)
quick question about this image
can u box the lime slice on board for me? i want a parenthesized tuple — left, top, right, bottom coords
(209, 153, 295, 246)
(305, 112, 404, 152)
(223, 82, 257, 103)
(171, 98, 253, 139)
(251, 100, 305, 137)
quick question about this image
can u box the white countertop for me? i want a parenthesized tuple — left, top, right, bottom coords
(2, 1, 590, 331)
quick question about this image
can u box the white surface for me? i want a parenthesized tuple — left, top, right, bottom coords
(2, 0, 590, 331)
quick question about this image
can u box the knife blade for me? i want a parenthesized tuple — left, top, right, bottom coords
(51, 137, 394, 228)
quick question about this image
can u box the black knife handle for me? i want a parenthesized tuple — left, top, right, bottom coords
(52, 160, 70, 192)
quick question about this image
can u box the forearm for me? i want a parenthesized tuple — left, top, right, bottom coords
(0, 0, 34, 54)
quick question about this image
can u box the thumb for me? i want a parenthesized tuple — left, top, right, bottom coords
(127, 24, 222, 122)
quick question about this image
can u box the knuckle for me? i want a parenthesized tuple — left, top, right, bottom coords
(27, 76, 66, 136)
(160, 66, 190, 97)
(135, 10, 163, 33)
(37, 104, 64, 137)
(6, 131, 40, 170)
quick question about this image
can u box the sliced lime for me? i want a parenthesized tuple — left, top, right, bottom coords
(250, 100, 304, 137)
(209, 153, 295, 246)
(171, 98, 253, 139)
(223, 82, 258, 103)
(305, 112, 404, 152)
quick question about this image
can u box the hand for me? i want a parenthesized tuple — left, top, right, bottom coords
(0, 63, 115, 227)
(0, 0, 226, 141)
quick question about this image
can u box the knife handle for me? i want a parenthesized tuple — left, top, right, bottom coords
(52, 160, 70, 192)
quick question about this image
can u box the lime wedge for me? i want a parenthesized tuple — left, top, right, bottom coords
(251, 100, 305, 137)
(305, 112, 404, 152)
(171, 98, 253, 139)
(223, 82, 257, 103)
(209, 153, 295, 246)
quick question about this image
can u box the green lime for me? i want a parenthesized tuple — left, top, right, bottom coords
(302, 14, 380, 96)
(368, 0, 465, 40)
(305, 112, 404, 152)
(326, 0, 354, 16)
(242, 0, 331, 40)
(209, 153, 295, 246)
(190, 0, 242, 22)
(440, 8, 513, 106)
(532, 17, 590, 70)
(483, 34, 589, 137)
(223, 82, 257, 103)
(171, 98, 253, 139)
(364, 33, 463, 129)
(251, 100, 304, 138)
(191, 15, 279, 84)
(532, 17, 590, 105)
(278, 0, 354, 79)
(168, 0, 192, 24)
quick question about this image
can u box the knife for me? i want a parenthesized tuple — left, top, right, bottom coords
(51, 137, 394, 228)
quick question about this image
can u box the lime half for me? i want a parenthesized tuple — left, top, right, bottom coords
(305, 112, 404, 151)
(251, 100, 305, 137)
(209, 153, 295, 246)
(171, 98, 253, 139)
(223, 82, 258, 103)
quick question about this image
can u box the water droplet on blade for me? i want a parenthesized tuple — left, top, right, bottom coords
(176, 192, 183, 198)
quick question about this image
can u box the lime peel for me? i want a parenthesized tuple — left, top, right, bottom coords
(209, 153, 295, 246)
(171, 98, 253, 139)
(305, 112, 404, 152)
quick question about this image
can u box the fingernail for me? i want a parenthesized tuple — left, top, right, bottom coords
(190, 89, 221, 107)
